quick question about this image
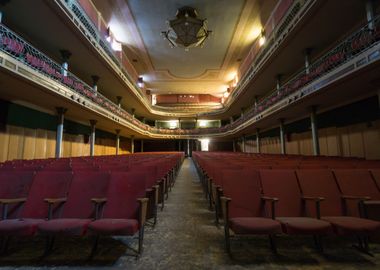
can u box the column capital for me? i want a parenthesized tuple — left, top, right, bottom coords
(91, 75, 100, 85)
(55, 107, 67, 115)
(304, 48, 313, 55)
(115, 129, 121, 135)
(60, 49, 72, 62)
(116, 96, 122, 103)
(130, 135, 135, 139)
(279, 118, 285, 124)
(89, 119, 97, 126)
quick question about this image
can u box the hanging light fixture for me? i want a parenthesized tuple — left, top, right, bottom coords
(161, 6, 212, 51)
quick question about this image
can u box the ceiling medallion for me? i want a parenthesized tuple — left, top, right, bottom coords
(161, 6, 212, 51)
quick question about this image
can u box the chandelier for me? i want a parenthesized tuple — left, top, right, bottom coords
(161, 6, 212, 51)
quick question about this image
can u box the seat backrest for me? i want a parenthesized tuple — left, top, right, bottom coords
(371, 169, 380, 190)
(102, 172, 147, 219)
(0, 171, 35, 219)
(21, 172, 73, 219)
(333, 169, 380, 200)
(221, 169, 263, 218)
(130, 166, 158, 188)
(296, 169, 343, 217)
(260, 170, 302, 217)
(61, 172, 110, 218)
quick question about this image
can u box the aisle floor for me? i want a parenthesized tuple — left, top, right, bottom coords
(1, 158, 380, 269)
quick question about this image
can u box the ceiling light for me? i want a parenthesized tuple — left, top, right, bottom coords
(223, 91, 229, 98)
(168, 120, 178, 129)
(161, 6, 212, 50)
(259, 29, 266, 46)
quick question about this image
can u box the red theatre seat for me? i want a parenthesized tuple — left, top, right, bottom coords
(296, 169, 380, 252)
(37, 172, 109, 244)
(88, 172, 148, 255)
(0, 171, 73, 238)
(259, 170, 332, 245)
(220, 169, 282, 254)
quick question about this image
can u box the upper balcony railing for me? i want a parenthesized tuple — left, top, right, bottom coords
(1, 15, 379, 138)
(225, 0, 314, 107)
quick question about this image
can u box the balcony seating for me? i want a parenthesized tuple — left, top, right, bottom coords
(88, 171, 148, 256)
(220, 169, 282, 254)
(259, 170, 332, 251)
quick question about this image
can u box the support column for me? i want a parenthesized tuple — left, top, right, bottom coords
(232, 140, 236, 152)
(377, 89, 380, 108)
(131, 108, 135, 119)
(131, 135, 135, 154)
(186, 139, 190, 157)
(115, 129, 121, 155)
(276, 74, 282, 94)
(242, 136, 246, 153)
(229, 116, 234, 125)
(141, 139, 144, 152)
(254, 95, 259, 109)
(91, 75, 100, 95)
(279, 119, 286, 155)
(304, 48, 312, 74)
(366, 0, 375, 30)
(240, 108, 244, 118)
(256, 129, 261, 154)
(116, 96, 122, 108)
(89, 120, 97, 157)
(55, 107, 67, 158)
(60, 50, 72, 77)
(311, 106, 320, 156)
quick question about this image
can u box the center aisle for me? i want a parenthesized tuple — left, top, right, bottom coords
(123, 157, 227, 269)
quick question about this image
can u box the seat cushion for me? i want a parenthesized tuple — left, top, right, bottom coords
(322, 216, 380, 235)
(229, 217, 282, 235)
(277, 217, 333, 235)
(37, 218, 92, 236)
(88, 219, 139, 236)
(0, 219, 45, 236)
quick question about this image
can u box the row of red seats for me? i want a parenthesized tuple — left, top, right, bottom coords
(0, 152, 184, 257)
(193, 152, 380, 255)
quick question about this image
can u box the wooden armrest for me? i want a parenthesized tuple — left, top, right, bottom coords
(0, 198, 27, 204)
(44, 197, 67, 204)
(302, 196, 325, 201)
(91, 198, 107, 204)
(261, 196, 279, 202)
(137, 198, 149, 225)
(341, 195, 371, 201)
(363, 200, 380, 205)
(220, 196, 231, 222)
(261, 196, 278, 219)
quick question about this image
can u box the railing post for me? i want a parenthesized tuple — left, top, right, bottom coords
(254, 95, 259, 109)
(60, 50, 72, 77)
(89, 120, 97, 157)
(304, 48, 312, 74)
(276, 74, 282, 94)
(229, 116, 234, 125)
(116, 96, 122, 108)
(279, 119, 286, 155)
(131, 135, 135, 153)
(131, 108, 135, 119)
(91, 75, 100, 95)
(55, 107, 67, 158)
(256, 129, 261, 154)
(366, 0, 375, 30)
(115, 129, 120, 155)
(310, 106, 320, 156)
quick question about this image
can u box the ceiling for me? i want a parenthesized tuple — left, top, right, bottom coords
(92, 0, 278, 96)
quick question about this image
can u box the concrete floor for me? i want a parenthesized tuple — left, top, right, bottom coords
(1, 158, 380, 269)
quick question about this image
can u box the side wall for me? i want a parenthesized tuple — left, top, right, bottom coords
(238, 97, 380, 160)
(0, 100, 131, 162)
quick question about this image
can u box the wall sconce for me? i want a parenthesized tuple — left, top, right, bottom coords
(137, 77, 144, 88)
(259, 29, 266, 46)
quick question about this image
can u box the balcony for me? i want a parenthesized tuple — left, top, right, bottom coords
(1, 15, 379, 139)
